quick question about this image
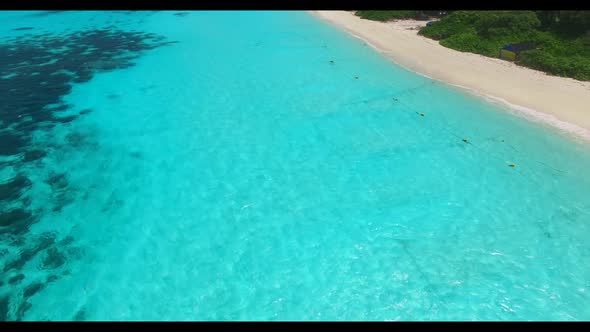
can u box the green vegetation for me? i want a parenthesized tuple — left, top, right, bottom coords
(355, 11, 445, 21)
(357, 11, 590, 81)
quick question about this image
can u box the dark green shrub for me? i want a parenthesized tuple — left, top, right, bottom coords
(418, 11, 590, 81)
(475, 11, 540, 37)
(356, 10, 590, 81)
(355, 11, 417, 22)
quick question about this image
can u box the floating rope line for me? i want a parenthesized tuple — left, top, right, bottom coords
(339, 82, 574, 181)
(341, 81, 438, 107)
(394, 97, 572, 172)
(338, 84, 585, 214)
(395, 97, 590, 214)
(331, 90, 590, 236)
(479, 135, 521, 153)
(533, 160, 567, 174)
(315, 65, 584, 214)
(342, 95, 392, 107)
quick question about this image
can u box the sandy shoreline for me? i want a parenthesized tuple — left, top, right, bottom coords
(310, 11, 590, 142)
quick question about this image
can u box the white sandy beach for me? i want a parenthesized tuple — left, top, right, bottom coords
(311, 11, 590, 141)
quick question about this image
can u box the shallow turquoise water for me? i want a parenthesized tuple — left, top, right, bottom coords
(1, 11, 590, 321)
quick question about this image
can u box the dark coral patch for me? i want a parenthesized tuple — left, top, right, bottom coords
(23, 282, 45, 298)
(0, 175, 32, 201)
(0, 133, 26, 156)
(23, 150, 47, 162)
(46, 173, 68, 190)
(15, 300, 31, 321)
(52, 114, 78, 124)
(46, 275, 58, 283)
(3, 232, 55, 272)
(59, 236, 75, 246)
(1, 25, 176, 318)
(0, 295, 9, 321)
(74, 307, 86, 321)
(1, 28, 175, 166)
(45, 172, 73, 213)
(0, 209, 36, 236)
(41, 247, 66, 270)
(8, 273, 25, 285)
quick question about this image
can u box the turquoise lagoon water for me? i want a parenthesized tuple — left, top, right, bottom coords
(1, 11, 590, 321)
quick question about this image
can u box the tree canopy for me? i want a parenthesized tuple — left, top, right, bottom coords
(355, 11, 590, 81)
